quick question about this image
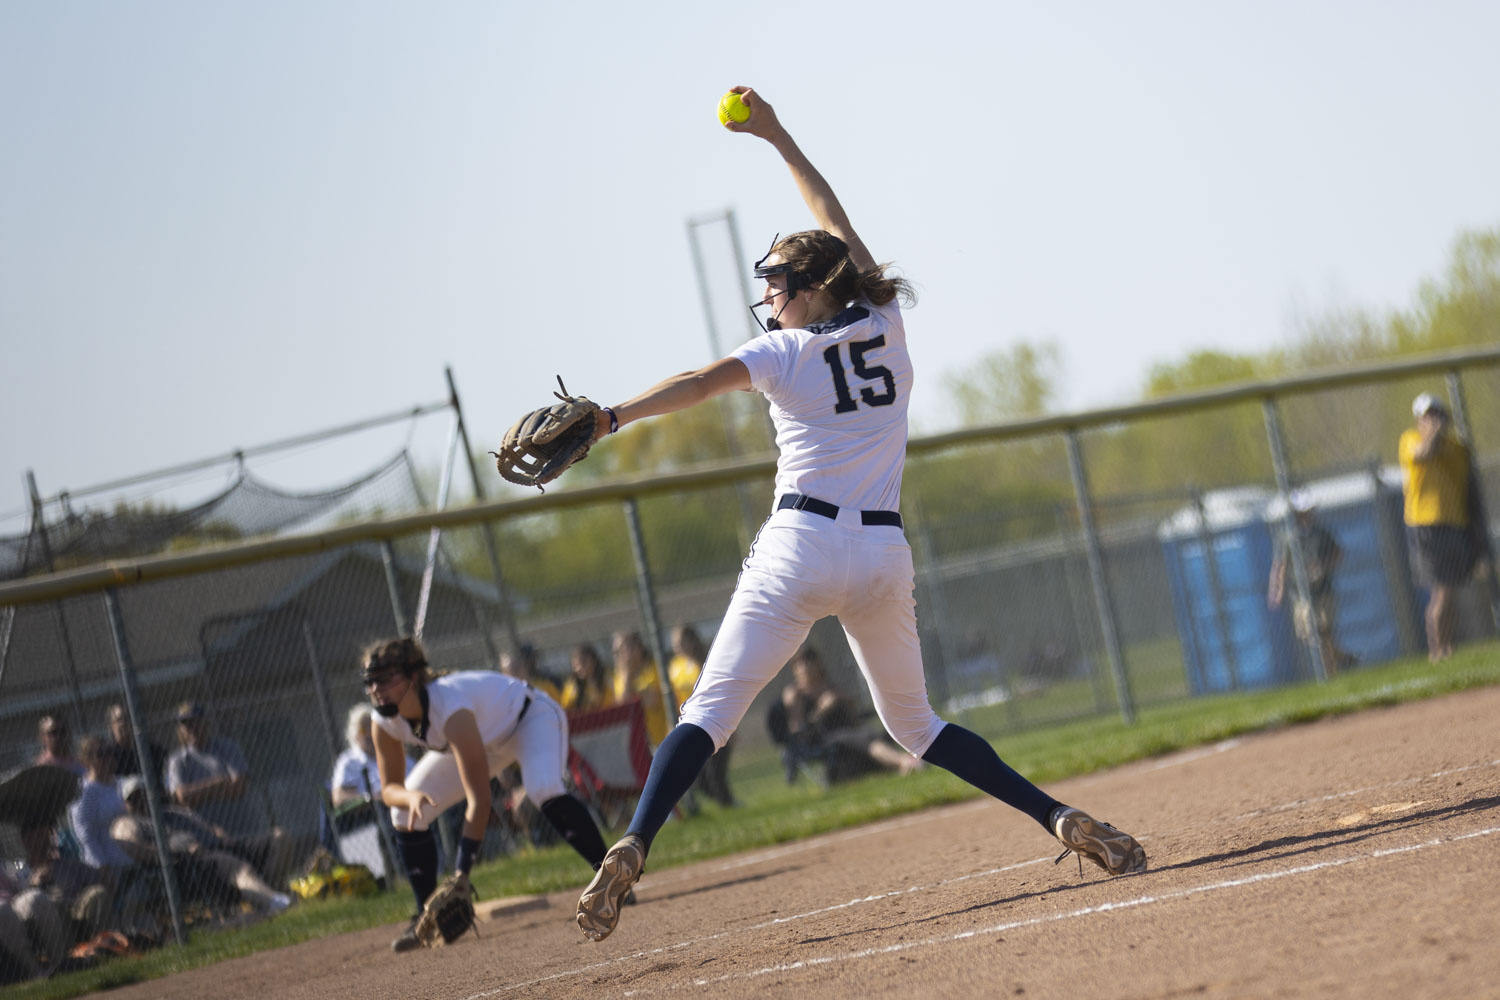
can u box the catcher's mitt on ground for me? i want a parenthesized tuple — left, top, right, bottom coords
(414, 873, 479, 947)
(491, 376, 602, 491)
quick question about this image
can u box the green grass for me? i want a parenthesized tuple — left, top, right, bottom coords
(14, 640, 1499, 1000)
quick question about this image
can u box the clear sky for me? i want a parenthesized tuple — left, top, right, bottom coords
(3, 1, 1498, 529)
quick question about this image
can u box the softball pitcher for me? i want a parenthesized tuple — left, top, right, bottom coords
(574, 87, 1147, 943)
(361, 637, 611, 951)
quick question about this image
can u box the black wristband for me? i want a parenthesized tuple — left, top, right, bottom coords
(456, 836, 481, 876)
(603, 407, 619, 434)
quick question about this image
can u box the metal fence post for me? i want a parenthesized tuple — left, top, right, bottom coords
(26, 472, 87, 732)
(1055, 501, 1109, 716)
(301, 619, 341, 762)
(1064, 429, 1135, 724)
(103, 588, 187, 947)
(413, 410, 462, 641)
(1261, 397, 1330, 682)
(1444, 369, 1500, 631)
(686, 212, 769, 550)
(0, 605, 13, 690)
(622, 497, 679, 728)
(446, 366, 520, 658)
(380, 540, 410, 637)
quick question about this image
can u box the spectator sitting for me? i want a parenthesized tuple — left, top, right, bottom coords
(612, 630, 669, 747)
(34, 714, 85, 777)
(19, 825, 115, 954)
(559, 642, 614, 713)
(66, 737, 135, 875)
(330, 704, 414, 809)
(499, 642, 564, 702)
(163, 701, 258, 836)
(0, 864, 70, 983)
(767, 648, 921, 785)
(671, 624, 735, 807)
(112, 777, 290, 916)
(101, 703, 165, 783)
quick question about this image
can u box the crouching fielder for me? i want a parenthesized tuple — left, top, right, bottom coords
(362, 637, 610, 952)
(575, 87, 1148, 943)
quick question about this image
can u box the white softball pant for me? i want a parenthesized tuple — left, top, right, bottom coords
(679, 506, 947, 757)
(388, 692, 571, 832)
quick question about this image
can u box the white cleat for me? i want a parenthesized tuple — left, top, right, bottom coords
(1052, 807, 1147, 876)
(577, 834, 646, 942)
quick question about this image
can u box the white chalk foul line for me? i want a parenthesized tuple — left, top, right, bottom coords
(659, 731, 1243, 886)
(460, 745, 1496, 998)
(1233, 758, 1500, 820)
(460, 853, 1057, 999)
(665, 824, 1500, 994)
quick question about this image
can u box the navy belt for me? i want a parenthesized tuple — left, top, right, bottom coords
(777, 493, 903, 528)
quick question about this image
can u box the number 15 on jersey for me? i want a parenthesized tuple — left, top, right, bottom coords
(822, 336, 897, 414)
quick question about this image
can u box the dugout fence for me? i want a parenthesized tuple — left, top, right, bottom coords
(1, 346, 1497, 946)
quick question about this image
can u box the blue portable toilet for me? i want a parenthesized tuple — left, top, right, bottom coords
(1159, 487, 1295, 694)
(1160, 470, 1418, 695)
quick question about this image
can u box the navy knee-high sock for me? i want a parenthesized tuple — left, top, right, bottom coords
(395, 828, 441, 911)
(541, 793, 608, 869)
(921, 724, 1061, 831)
(626, 723, 715, 853)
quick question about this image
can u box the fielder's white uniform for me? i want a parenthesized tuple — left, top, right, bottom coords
(372, 671, 570, 831)
(678, 298, 946, 758)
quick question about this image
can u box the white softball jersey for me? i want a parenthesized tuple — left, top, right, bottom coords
(376, 671, 571, 828)
(372, 670, 531, 752)
(732, 298, 911, 512)
(683, 297, 946, 760)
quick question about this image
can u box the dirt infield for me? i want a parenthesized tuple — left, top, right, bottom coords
(111, 686, 1500, 999)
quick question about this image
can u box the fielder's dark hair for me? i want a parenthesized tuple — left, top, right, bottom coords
(772, 230, 915, 309)
(362, 636, 431, 684)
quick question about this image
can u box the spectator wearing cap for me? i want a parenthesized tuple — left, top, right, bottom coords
(1399, 392, 1492, 662)
(34, 715, 85, 777)
(1268, 489, 1356, 676)
(163, 702, 257, 836)
(100, 703, 165, 783)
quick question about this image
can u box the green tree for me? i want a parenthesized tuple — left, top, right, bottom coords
(1144, 349, 1268, 397)
(943, 340, 1063, 424)
(1391, 228, 1500, 354)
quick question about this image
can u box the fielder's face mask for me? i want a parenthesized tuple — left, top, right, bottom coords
(748, 234, 816, 333)
(364, 657, 420, 717)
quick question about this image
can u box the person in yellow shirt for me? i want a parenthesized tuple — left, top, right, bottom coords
(611, 631, 669, 747)
(1398, 393, 1491, 661)
(558, 643, 614, 714)
(669, 625, 735, 807)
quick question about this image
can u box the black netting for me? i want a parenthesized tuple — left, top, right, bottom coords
(0, 453, 423, 581)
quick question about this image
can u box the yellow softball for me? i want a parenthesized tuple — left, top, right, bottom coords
(717, 91, 750, 126)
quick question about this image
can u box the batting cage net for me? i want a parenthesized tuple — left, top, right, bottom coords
(1, 349, 1496, 945)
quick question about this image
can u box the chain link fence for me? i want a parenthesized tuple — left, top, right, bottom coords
(1, 348, 1497, 949)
